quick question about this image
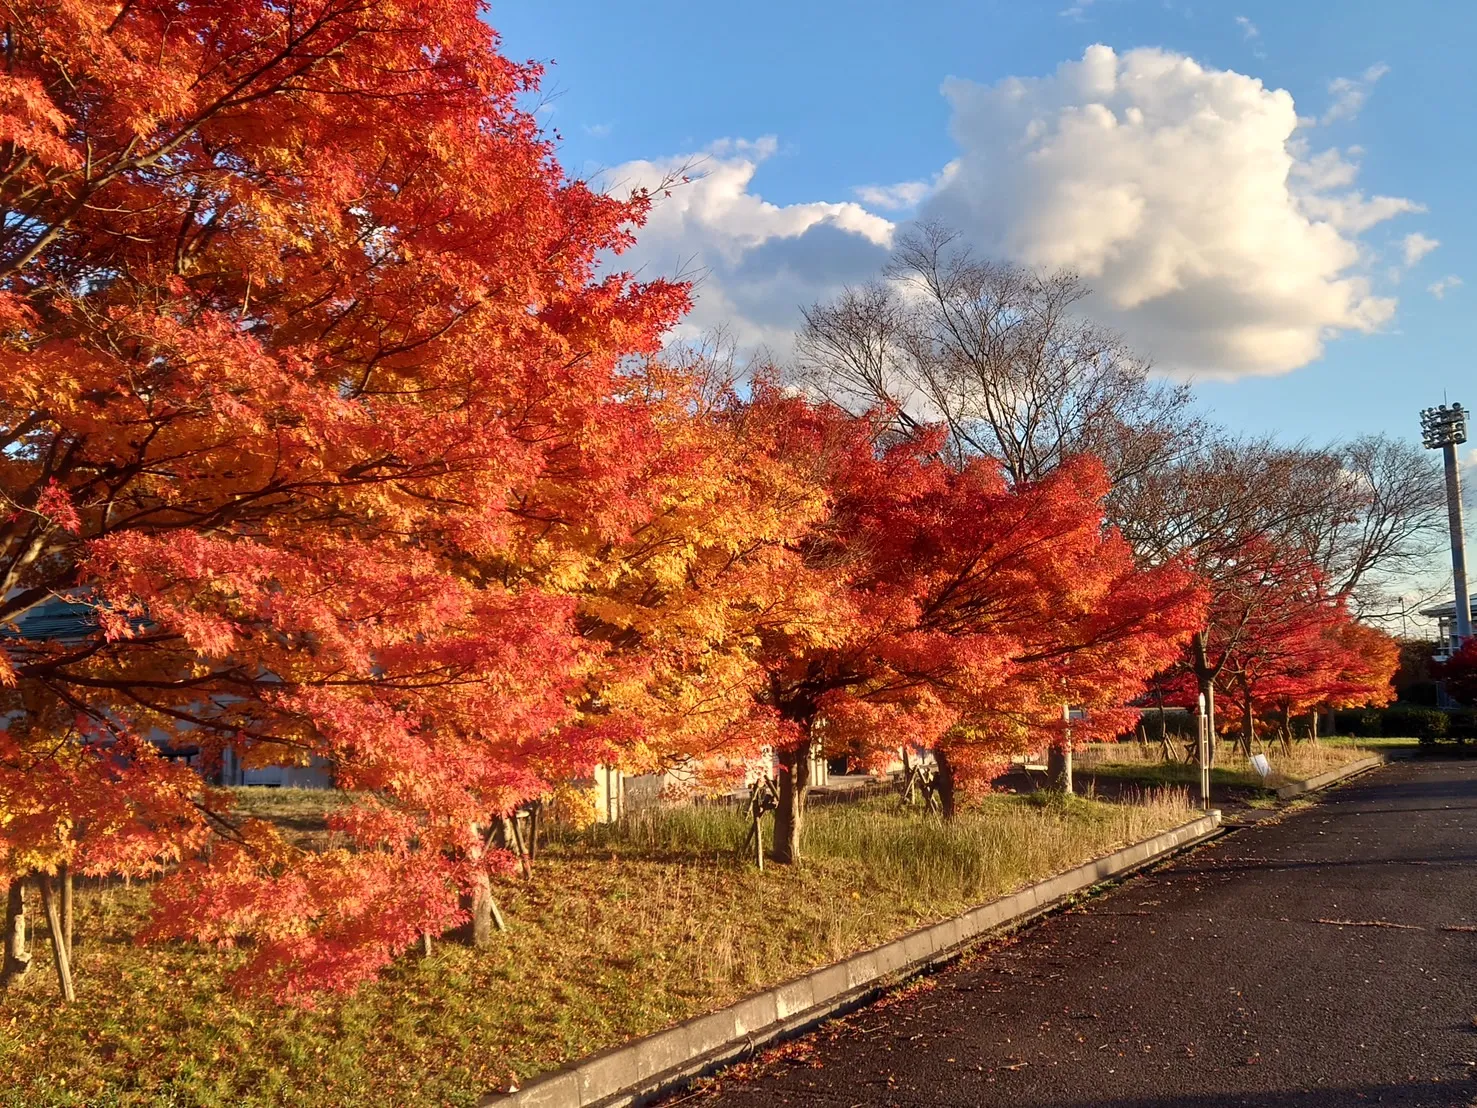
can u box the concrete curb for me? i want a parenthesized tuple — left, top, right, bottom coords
(478, 810, 1223, 1108)
(1274, 752, 1387, 800)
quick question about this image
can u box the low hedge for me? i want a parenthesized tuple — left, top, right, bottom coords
(1332, 705, 1476, 741)
(1137, 704, 1475, 743)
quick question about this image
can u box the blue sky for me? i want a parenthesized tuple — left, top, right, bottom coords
(488, 1, 1474, 459)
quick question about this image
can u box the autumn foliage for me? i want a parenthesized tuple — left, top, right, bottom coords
(1147, 547, 1399, 749)
(1434, 639, 1477, 707)
(1, 0, 688, 998)
(727, 396, 1205, 853)
(0, 0, 1389, 1008)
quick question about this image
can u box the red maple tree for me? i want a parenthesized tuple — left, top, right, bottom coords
(1, 0, 687, 999)
(736, 393, 1205, 855)
(1148, 551, 1398, 752)
(1434, 638, 1477, 707)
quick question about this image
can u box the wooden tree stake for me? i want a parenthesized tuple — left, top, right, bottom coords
(38, 875, 75, 1002)
(60, 863, 73, 965)
(509, 813, 532, 879)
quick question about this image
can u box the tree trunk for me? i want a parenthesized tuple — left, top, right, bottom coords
(934, 748, 957, 820)
(467, 868, 495, 951)
(772, 739, 813, 865)
(1047, 742, 1073, 794)
(38, 874, 74, 1002)
(458, 821, 501, 950)
(2, 878, 30, 988)
(1192, 632, 1218, 766)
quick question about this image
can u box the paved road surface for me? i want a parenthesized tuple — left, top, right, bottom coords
(685, 758, 1477, 1107)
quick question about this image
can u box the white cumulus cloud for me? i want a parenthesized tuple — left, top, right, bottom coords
(1402, 232, 1440, 268)
(1429, 275, 1463, 299)
(601, 47, 1419, 379)
(601, 138, 894, 353)
(920, 45, 1412, 377)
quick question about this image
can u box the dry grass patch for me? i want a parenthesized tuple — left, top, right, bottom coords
(1077, 739, 1376, 791)
(0, 790, 1192, 1108)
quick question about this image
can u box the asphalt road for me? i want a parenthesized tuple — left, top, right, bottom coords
(683, 758, 1477, 1107)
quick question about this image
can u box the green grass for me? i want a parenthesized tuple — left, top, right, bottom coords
(223, 787, 348, 847)
(1322, 735, 1419, 751)
(572, 789, 1193, 910)
(0, 789, 1193, 1108)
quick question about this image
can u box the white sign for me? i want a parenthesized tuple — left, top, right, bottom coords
(1249, 753, 1272, 779)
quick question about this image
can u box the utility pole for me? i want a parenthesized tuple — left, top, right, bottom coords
(1420, 403, 1471, 650)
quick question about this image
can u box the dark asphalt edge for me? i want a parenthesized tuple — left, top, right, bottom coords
(480, 813, 1227, 1108)
(658, 819, 1244, 1108)
(679, 757, 1477, 1108)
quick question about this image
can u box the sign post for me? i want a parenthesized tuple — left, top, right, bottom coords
(1060, 703, 1074, 796)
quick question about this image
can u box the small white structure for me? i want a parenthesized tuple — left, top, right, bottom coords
(1423, 599, 1477, 663)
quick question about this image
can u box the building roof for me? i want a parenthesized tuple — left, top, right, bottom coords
(0, 594, 100, 644)
(1418, 598, 1477, 619)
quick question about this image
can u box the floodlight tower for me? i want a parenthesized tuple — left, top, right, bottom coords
(1421, 402, 1472, 650)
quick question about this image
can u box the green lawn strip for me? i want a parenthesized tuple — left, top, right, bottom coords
(0, 792, 1190, 1108)
(1322, 736, 1419, 751)
(1081, 759, 1271, 791)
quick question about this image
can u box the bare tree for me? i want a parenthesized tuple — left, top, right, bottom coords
(796, 222, 1200, 505)
(1289, 435, 1448, 616)
(1122, 431, 1443, 747)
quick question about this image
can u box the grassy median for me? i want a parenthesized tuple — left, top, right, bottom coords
(1076, 739, 1379, 792)
(0, 788, 1193, 1108)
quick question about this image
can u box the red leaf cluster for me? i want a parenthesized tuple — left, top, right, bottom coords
(2, 0, 1209, 999)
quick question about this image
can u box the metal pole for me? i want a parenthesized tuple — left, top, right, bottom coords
(1443, 442, 1472, 647)
(1197, 693, 1211, 812)
(1422, 403, 1471, 652)
(1061, 703, 1073, 796)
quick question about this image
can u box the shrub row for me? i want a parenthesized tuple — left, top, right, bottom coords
(1135, 705, 1477, 743)
(1333, 705, 1477, 741)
